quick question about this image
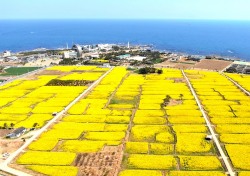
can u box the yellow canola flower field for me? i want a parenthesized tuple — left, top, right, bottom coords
(169, 171, 225, 176)
(0, 65, 107, 128)
(0, 114, 27, 121)
(17, 151, 76, 165)
(0, 107, 32, 114)
(104, 124, 128, 132)
(63, 115, 106, 123)
(150, 143, 174, 155)
(226, 73, 250, 92)
(15, 114, 53, 128)
(156, 132, 174, 143)
(119, 170, 162, 176)
(127, 154, 177, 170)
(46, 66, 78, 72)
(60, 140, 120, 153)
(211, 118, 250, 124)
(125, 142, 148, 154)
(173, 125, 207, 133)
(186, 70, 250, 172)
(60, 72, 103, 81)
(131, 125, 170, 142)
(29, 138, 58, 151)
(74, 65, 97, 71)
(179, 156, 223, 170)
(176, 133, 213, 154)
(85, 132, 126, 141)
(135, 110, 165, 117)
(67, 102, 89, 115)
(220, 134, 250, 144)
(225, 144, 250, 170)
(0, 98, 17, 107)
(53, 122, 105, 132)
(216, 125, 250, 134)
(168, 116, 205, 124)
(32, 106, 65, 114)
(41, 128, 84, 140)
(27, 165, 78, 176)
(167, 110, 202, 117)
(133, 116, 166, 125)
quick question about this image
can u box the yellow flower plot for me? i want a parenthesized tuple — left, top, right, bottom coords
(125, 142, 149, 154)
(17, 151, 76, 165)
(27, 165, 78, 176)
(176, 133, 213, 154)
(225, 144, 250, 170)
(60, 140, 120, 153)
(84, 132, 126, 141)
(179, 156, 223, 170)
(119, 170, 162, 176)
(29, 138, 58, 151)
(127, 154, 177, 170)
(131, 125, 170, 142)
(169, 171, 225, 176)
(150, 143, 174, 155)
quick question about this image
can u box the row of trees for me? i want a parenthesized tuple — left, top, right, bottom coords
(46, 79, 93, 86)
(138, 67, 163, 74)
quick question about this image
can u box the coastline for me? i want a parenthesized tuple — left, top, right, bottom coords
(10, 45, 246, 62)
(1, 20, 250, 61)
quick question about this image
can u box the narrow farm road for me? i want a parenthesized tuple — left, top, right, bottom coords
(221, 73, 250, 96)
(0, 67, 114, 176)
(182, 70, 236, 176)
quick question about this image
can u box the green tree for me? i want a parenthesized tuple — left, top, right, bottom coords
(3, 123, 8, 129)
(179, 94, 184, 100)
(10, 123, 15, 129)
(33, 123, 38, 128)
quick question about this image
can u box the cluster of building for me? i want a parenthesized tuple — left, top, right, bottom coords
(63, 44, 118, 59)
(116, 54, 147, 62)
(225, 61, 250, 74)
(0, 51, 19, 63)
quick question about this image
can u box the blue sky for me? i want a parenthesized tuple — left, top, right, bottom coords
(1, 0, 250, 20)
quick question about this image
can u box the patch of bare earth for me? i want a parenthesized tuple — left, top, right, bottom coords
(75, 145, 123, 176)
(171, 78, 186, 83)
(168, 99, 182, 106)
(194, 59, 233, 71)
(174, 63, 195, 69)
(37, 70, 65, 75)
(8, 163, 45, 176)
(155, 59, 196, 69)
(0, 140, 24, 154)
(0, 130, 24, 154)
(0, 129, 11, 138)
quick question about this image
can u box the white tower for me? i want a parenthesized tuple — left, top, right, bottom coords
(128, 42, 130, 49)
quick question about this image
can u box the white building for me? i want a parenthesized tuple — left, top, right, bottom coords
(97, 44, 114, 51)
(63, 51, 77, 59)
(127, 56, 147, 62)
(3, 51, 11, 57)
(90, 53, 100, 58)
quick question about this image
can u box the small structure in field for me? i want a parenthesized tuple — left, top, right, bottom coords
(205, 135, 213, 141)
(6, 127, 26, 139)
(52, 112, 58, 116)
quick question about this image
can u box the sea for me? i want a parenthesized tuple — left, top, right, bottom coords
(0, 20, 250, 61)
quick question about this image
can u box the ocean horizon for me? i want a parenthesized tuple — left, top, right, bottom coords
(0, 19, 250, 61)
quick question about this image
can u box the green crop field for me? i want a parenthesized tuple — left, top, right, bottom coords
(0, 67, 41, 76)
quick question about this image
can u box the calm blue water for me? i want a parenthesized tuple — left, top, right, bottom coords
(0, 20, 250, 61)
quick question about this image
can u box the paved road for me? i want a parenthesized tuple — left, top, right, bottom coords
(182, 70, 236, 176)
(0, 67, 114, 176)
(222, 73, 250, 96)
